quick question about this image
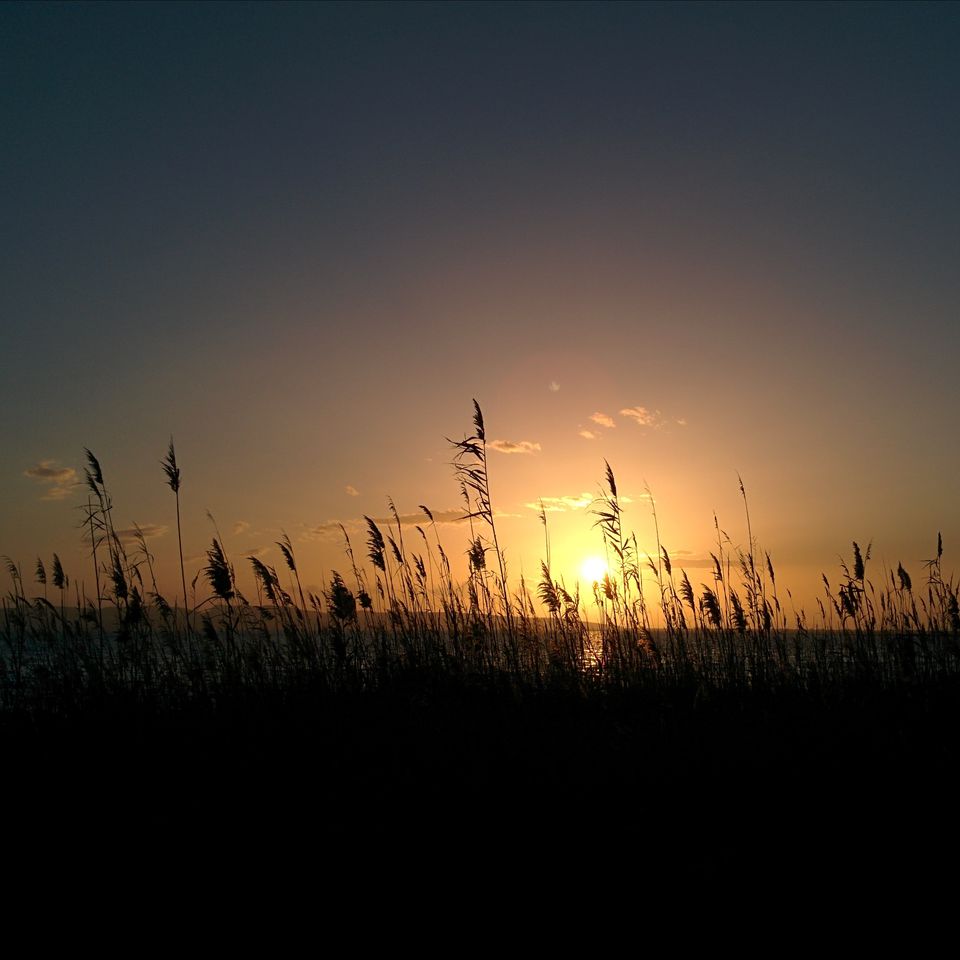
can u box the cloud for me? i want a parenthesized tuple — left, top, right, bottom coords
(579, 429, 597, 440)
(24, 460, 77, 500)
(345, 485, 360, 497)
(618, 407, 688, 430)
(665, 550, 715, 570)
(548, 381, 560, 392)
(233, 520, 251, 536)
(115, 524, 168, 544)
(488, 440, 541, 455)
(41, 486, 74, 502)
(620, 406, 659, 427)
(590, 412, 616, 429)
(369, 508, 467, 527)
(25, 461, 76, 482)
(301, 521, 348, 542)
(525, 493, 593, 513)
(301, 507, 468, 542)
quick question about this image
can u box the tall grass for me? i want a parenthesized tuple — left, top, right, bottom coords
(2, 400, 959, 713)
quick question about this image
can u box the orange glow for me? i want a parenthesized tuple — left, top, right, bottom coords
(579, 555, 608, 585)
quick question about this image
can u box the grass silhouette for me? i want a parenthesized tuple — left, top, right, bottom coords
(2, 401, 960, 886)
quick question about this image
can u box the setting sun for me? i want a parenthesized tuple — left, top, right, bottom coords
(580, 555, 608, 585)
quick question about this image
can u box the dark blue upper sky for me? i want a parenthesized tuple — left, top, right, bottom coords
(6, 2, 957, 306)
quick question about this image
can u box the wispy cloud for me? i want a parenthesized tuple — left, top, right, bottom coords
(115, 524, 168, 544)
(525, 493, 593, 513)
(618, 406, 688, 430)
(301, 507, 467, 542)
(548, 381, 560, 392)
(590, 412, 616, 429)
(488, 439, 541, 455)
(24, 459, 77, 501)
(345, 485, 360, 497)
(664, 549, 714, 570)
(579, 429, 597, 440)
(300, 521, 346, 543)
(24, 461, 75, 482)
(41, 485, 74, 501)
(232, 520, 251, 536)
(368, 508, 467, 527)
(620, 406, 659, 427)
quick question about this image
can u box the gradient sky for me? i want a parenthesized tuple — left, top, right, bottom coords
(3, 1, 959, 615)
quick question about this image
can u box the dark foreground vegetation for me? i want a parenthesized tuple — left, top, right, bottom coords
(3, 404, 959, 889)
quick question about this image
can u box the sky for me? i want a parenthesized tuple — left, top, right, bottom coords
(3, 1, 959, 617)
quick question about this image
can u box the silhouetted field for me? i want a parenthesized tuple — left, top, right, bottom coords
(4, 404, 959, 887)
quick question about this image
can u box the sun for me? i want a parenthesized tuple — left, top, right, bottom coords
(580, 555, 608, 584)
